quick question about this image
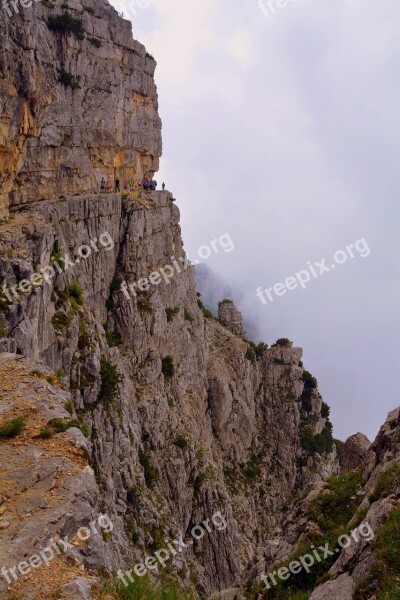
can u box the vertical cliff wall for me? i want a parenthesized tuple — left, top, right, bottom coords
(0, 0, 161, 219)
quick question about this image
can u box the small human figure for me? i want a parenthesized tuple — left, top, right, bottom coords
(100, 177, 106, 193)
(115, 178, 120, 192)
(123, 181, 128, 190)
(162, 182, 165, 190)
(106, 178, 112, 192)
(128, 178, 133, 190)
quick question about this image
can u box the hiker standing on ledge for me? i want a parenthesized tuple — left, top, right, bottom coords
(162, 182, 165, 190)
(115, 178, 120, 192)
(100, 177, 105, 193)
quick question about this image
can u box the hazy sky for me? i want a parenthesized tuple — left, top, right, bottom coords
(112, 0, 400, 441)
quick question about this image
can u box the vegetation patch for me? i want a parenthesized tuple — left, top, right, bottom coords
(184, 308, 194, 322)
(166, 307, 179, 322)
(369, 462, 400, 503)
(58, 68, 80, 88)
(272, 338, 292, 348)
(98, 359, 123, 403)
(139, 449, 157, 488)
(100, 573, 196, 599)
(0, 416, 24, 439)
(300, 422, 334, 456)
(173, 435, 188, 450)
(161, 356, 174, 378)
(47, 12, 85, 38)
(88, 36, 102, 47)
(355, 507, 400, 600)
(245, 347, 256, 363)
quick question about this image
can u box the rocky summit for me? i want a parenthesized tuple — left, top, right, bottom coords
(0, 2, 399, 600)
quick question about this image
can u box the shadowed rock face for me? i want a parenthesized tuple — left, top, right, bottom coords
(0, 0, 162, 219)
(341, 432, 371, 472)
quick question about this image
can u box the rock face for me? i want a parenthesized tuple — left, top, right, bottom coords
(218, 299, 247, 338)
(0, 0, 161, 219)
(340, 432, 371, 472)
(1, 3, 399, 600)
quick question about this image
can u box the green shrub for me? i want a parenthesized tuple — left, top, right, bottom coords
(0, 416, 24, 439)
(139, 449, 157, 487)
(166, 307, 179, 322)
(321, 401, 330, 418)
(273, 358, 285, 365)
(83, 4, 95, 13)
(105, 329, 122, 347)
(161, 356, 174, 378)
(88, 36, 101, 47)
(58, 68, 80, 88)
(301, 370, 318, 412)
(47, 12, 85, 38)
(272, 338, 292, 348)
(334, 438, 345, 462)
(52, 309, 73, 331)
(98, 359, 123, 403)
(300, 422, 334, 456)
(39, 428, 53, 439)
(369, 462, 400, 503)
(245, 347, 256, 363)
(137, 296, 152, 314)
(308, 469, 363, 536)
(173, 435, 188, 450)
(41, 0, 55, 7)
(255, 342, 267, 357)
(110, 277, 122, 293)
(67, 281, 84, 306)
(184, 308, 194, 322)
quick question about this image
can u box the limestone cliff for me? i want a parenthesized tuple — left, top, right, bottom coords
(0, 0, 161, 219)
(0, 3, 398, 600)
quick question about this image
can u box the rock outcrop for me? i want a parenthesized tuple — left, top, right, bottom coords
(217, 299, 247, 338)
(340, 432, 371, 472)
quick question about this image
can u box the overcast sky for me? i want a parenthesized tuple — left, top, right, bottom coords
(112, 0, 400, 442)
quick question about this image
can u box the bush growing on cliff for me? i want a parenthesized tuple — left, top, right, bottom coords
(272, 338, 292, 348)
(300, 422, 334, 456)
(245, 347, 256, 363)
(369, 462, 400, 503)
(47, 12, 85, 38)
(161, 356, 174, 378)
(139, 449, 157, 487)
(58, 68, 80, 88)
(0, 416, 24, 439)
(98, 359, 123, 403)
(321, 401, 330, 419)
(103, 572, 196, 599)
(88, 36, 102, 48)
(67, 281, 84, 306)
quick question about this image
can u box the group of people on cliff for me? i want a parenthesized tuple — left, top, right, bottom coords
(100, 177, 165, 193)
